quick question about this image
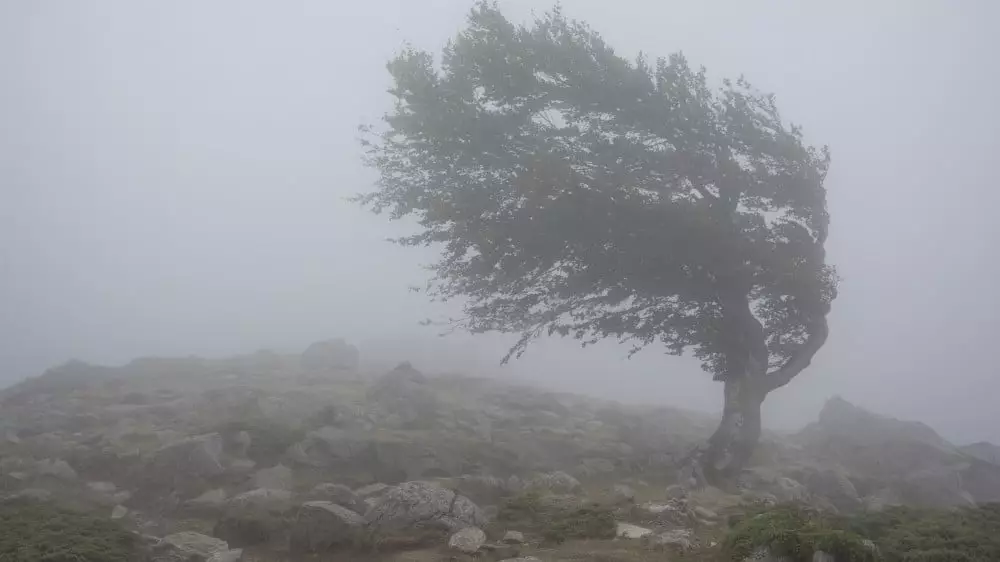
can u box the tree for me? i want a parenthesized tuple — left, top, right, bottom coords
(357, 3, 837, 484)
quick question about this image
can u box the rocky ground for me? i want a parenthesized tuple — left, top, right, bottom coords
(1, 340, 998, 561)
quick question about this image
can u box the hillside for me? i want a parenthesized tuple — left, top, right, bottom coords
(1, 341, 998, 561)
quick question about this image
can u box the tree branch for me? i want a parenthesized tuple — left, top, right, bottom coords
(761, 316, 829, 392)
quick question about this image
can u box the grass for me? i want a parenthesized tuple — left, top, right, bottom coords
(0, 498, 140, 562)
(496, 491, 617, 545)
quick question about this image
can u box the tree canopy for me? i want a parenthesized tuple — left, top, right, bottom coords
(359, 3, 837, 389)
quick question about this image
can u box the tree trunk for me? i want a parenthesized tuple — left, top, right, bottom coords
(702, 376, 766, 485)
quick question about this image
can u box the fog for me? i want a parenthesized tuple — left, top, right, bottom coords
(2, 1, 997, 443)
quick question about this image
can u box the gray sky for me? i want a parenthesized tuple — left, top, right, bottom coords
(2, 1, 998, 443)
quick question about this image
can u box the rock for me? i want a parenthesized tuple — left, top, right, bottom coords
(800, 468, 861, 512)
(367, 363, 439, 429)
(186, 488, 228, 510)
(526, 471, 581, 495)
(88, 481, 117, 494)
(111, 505, 128, 519)
(448, 527, 486, 554)
(665, 484, 688, 500)
(812, 551, 835, 562)
(616, 522, 653, 539)
(652, 528, 694, 552)
(145, 433, 224, 493)
(694, 506, 718, 521)
(612, 484, 636, 503)
(502, 530, 525, 544)
(229, 459, 256, 474)
(4, 430, 20, 444)
(355, 482, 391, 499)
(365, 481, 486, 537)
(233, 431, 252, 457)
(37, 458, 77, 481)
(301, 338, 360, 372)
(214, 488, 295, 548)
(499, 558, 541, 562)
(290, 501, 365, 553)
(254, 464, 293, 490)
(151, 532, 240, 562)
(308, 483, 367, 514)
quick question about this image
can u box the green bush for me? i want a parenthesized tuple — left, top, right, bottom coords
(723, 505, 876, 562)
(0, 499, 139, 561)
(722, 503, 1000, 562)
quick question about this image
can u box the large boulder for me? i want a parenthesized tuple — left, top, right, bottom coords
(214, 488, 295, 548)
(365, 481, 487, 540)
(254, 464, 293, 490)
(300, 339, 359, 372)
(366, 363, 439, 429)
(144, 433, 225, 494)
(525, 471, 582, 495)
(290, 501, 365, 553)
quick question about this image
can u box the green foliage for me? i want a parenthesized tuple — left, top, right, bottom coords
(498, 491, 617, 544)
(723, 505, 875, 562)
(850, 504, 1000, 562)
(723, 504, 1000, 562)
(358, 1, 836, 381)
(0, 499, 139, 561)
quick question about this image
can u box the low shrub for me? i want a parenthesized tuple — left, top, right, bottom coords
(0, 498, 139, 561)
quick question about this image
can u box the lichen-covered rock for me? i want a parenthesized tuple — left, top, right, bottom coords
(612, 484, 636, 503)
(290, 501, 365, 553)
(365, 481, 486, 537)
(448, 526, 486, 554)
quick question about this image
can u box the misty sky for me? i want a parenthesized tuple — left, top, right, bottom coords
(2, 1, 998, 443)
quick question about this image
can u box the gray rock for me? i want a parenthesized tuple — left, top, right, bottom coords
(448, 527, 486, 554)
(301, 338, 360, 372)
(215, 489, 295, 548)
(616, 522, 653, 539)
(254, 464, 293, 490)
(652, 528, 694, 552)
(233, 431, 252, 457)
(145, 433, 224, 492)
(290, 501, 365, 553)
(365, 481, 486, 536)
(367, 363, 439, 429)
(308, 483, 367, 514)
(354, 482, 391, 499)
(5, 488, 52, 502)
(502, 530, 525, 544)
(812, 551, 835, 562)
(694, 506, 718, 521)
(151, 532, 239, 562)
(499, 558, 541, 562)
(111, 505, 128, 519)
(665, 484, 688, 500)
(186, 488, 228, 510)
(37, 458, 77, 481)
(612, 484, 636, 502)
(743, 547, 792, 562)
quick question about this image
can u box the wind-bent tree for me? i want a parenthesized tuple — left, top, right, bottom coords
(358, 4, 837, 483)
